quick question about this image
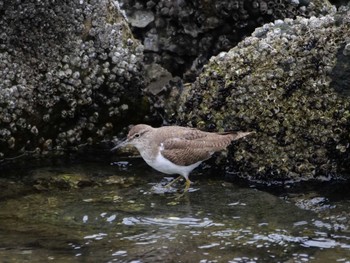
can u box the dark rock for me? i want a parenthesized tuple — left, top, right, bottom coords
(144, 63, 173, 95)
(119, 0, 333, 80)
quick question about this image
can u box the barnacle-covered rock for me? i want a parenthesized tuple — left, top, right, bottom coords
(119, 0, 333, 80)
(0, 0, 150, 164)
(170, 5, 350, 182)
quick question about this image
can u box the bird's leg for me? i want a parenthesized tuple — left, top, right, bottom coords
(183, 178, 191, 193)
(164, 175, 183, 188)
(175, 178, 192, 199)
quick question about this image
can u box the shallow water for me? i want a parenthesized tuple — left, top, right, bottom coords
(0, 158, 349, 262)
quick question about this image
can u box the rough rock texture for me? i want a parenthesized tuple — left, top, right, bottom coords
(168, 6, 350, 182)
(119, 0, 333, 80)
(0, 0, 150, 164)
(330, 0, 349, 7)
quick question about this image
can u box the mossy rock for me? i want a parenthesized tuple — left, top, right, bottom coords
(171, 7, 350, 182)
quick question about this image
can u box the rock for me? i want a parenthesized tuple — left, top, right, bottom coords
(0, 0, 151, 164)
(127, 10, 155, 28)
(119, 0, 333, 80)
(167, 5, 350, 182)
(144, 63, 173, 95)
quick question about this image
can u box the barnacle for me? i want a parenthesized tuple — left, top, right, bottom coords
(0, 0, 147, 162)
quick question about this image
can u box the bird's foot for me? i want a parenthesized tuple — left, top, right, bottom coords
(175, 178, 192, 199)
(164, 175, 183, 188)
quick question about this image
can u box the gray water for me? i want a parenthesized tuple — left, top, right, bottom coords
(0, 158, 349, 262)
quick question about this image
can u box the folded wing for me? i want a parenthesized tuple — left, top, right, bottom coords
(161, 133, 237, 166)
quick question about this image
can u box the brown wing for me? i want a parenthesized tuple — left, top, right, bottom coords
(161, 147, 211, 166)
(160, 126, 253, 143)
(161, 135, 233, 166)
(159, 128, 254, 166)
(163, 126, 208, 141)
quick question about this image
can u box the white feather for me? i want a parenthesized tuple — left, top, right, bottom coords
(142, 151, 202, 179)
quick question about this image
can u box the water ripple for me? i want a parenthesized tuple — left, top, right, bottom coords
(122, 216, 223, 227)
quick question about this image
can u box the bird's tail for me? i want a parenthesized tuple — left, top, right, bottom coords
(222, 131, 255, 141)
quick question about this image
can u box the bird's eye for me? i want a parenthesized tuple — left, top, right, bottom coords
(135, 133, 140, 138)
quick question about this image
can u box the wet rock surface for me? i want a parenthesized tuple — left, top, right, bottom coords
(119, 0, 332, 80)
(0, 0, 150, 164)
(168, 6, 350, 182)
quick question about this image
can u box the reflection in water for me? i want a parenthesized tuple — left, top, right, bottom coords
(0, 160, 349, 262)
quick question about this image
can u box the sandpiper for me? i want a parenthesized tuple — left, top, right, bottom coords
(111, 124, 253, 194)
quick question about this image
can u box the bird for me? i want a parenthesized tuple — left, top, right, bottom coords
(111, 124, 253, 195)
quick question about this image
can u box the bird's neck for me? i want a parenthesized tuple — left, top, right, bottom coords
(134, 143, 156, 161)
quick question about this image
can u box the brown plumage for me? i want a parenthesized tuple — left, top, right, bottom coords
(161, 132, 244, 166)
(111, 124, 253, 195)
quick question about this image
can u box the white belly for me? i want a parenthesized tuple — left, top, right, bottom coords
(142, 152, 202, 179)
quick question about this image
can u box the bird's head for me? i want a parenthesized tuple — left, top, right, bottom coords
(111, 124, 153, 151)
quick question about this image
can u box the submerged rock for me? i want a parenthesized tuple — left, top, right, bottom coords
(0, 0, 150, 164)
(169, 6, 350, 182)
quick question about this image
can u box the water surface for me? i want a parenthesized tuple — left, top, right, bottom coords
(0, 158, 349, 262)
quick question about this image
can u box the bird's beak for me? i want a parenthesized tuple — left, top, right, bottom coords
(110, 138, 129, 152)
